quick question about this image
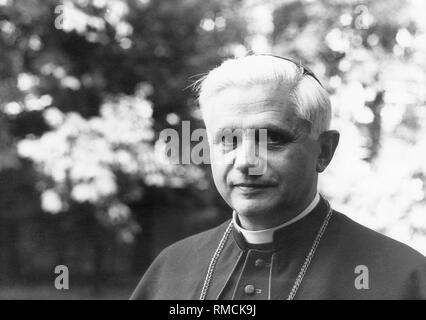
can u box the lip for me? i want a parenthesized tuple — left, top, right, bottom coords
(233, 183, 271, 188)
(232, 183, 275, 193)
(233, 184, 271, 195)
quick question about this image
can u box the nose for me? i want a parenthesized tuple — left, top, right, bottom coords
(234, 135, 266, 175)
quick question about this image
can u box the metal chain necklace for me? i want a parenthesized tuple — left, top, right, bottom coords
(200, 205, 333, 300)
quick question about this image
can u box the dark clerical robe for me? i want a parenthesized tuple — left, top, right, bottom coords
(131, 197, 426, 299)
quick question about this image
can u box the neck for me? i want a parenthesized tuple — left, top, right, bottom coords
(233, 192, 320, 244)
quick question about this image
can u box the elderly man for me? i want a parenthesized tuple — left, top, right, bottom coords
(131, 55, 426, 300)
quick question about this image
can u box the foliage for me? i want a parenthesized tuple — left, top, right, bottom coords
(0, 0, 249, 236)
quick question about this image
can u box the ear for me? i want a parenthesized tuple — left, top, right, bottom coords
(316, 130, 339, 173)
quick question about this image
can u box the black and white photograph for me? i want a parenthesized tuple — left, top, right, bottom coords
(0, 0, 425, 303)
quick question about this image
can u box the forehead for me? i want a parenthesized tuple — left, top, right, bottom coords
(202, 84, 301, 132)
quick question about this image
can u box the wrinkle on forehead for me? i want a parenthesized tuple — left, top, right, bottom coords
(204, 84, 294, 112)
(221, 100, 291, 117)
(222, 99, 279, 107)
(208, 109, 310, 141)
(207, 102, 299, 129)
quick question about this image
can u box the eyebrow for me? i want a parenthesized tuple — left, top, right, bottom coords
(212, 124, 296, 142)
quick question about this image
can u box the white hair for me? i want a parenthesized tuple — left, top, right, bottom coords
(195, 55, 331, 138)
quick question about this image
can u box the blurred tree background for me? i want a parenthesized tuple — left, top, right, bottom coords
(0, 0, 425, 299)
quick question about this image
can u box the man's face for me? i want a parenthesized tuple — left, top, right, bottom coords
(203, 83, 321, 229)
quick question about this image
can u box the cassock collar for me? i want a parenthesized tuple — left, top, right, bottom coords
(232, 195, 331, 252)
(232, 193, 320, 245)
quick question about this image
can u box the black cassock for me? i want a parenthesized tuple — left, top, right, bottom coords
(131, 197, 426, 300)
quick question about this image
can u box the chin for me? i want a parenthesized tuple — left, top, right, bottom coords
(232, 201, 274, 217)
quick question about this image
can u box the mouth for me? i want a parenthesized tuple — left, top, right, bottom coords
(232, 183, 274, 193)
(233, 183, 271, 188)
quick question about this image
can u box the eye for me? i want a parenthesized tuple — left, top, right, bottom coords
(266, 131, 281, 143)
(265, 130, 295, 145)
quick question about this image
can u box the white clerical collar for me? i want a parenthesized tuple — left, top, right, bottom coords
(232, 193, 320, 245)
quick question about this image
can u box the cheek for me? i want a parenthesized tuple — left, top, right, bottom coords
(269, 147, 315, 180)
(211, 162, 232, 203)
(210, 145, 234, 180)
(210, 154, 228, 187)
